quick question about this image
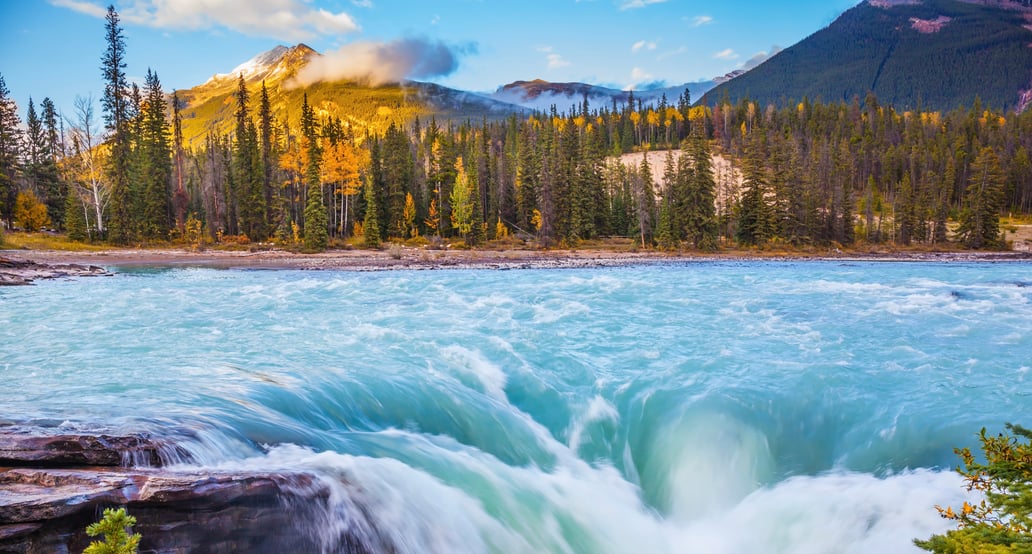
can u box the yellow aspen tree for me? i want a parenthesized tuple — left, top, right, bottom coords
(403, 192, 417, 238)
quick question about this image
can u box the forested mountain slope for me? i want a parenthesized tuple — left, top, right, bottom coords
(701, 0, 1032, 112)
(175, 44, 521, 148)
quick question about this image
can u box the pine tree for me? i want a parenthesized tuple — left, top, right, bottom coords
(40, 98, 64, 229)
(685, 127, 718, 249)
(64, 185, 88, 241)
(957, 147, 1005, 249)
(515, 120, 539, 233)
(101, 5, 133, 244)
(896, 171, 917, 246)
(233, 75, 266, 240)
(383, 123, 413, 238)
(0, 74, 20, 230)
(17, 96, 61, 228)
(363, 175, 381, 247)
(258, 81, 275, 230)
(736, 134, 772, 246)
(126, 83, 144, 233)
(303, 179, 328, 251)
(658, 149, 682, 246)
(570, 123, 604, 241)
(655, 199, 676, 249)
(634, 152, 656, 248)
(300, 93, 326, 251)
(138, 69, 172, 240)
(24, 98, 44, 197)
(366, 135, 388, 241)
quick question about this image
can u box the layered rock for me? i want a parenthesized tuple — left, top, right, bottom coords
(0, 431, 368, 554)
(0, 432, 187, 468)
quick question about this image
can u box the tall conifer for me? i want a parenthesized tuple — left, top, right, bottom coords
(138, 69, 172, 240)
(0, 74, 20, 230)
(101, 5, 133, 243)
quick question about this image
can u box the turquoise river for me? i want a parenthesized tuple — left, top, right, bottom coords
(3, 261, 1031, 552)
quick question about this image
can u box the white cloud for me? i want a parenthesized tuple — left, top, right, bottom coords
(692, 15, 714, 26)
(620, 0, 667, 10)
(742, 46, 783, 70)
(50, 0, 360, 42)
(431, 14, 440, 25)
(351, 0, 373, 7)
(537, 46, 571, 69)
(631, 40, 657, 53)
(547, 53, 571, 69)
(713, 48, 739, 60)
(631, 67, 652, 81)
(290, 37, 471, 87)
(48, 0, 106, 18)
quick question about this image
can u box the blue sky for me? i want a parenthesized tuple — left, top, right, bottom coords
(2, 0, 860, 118)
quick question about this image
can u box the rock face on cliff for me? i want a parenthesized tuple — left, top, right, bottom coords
(0, 431, 367, 554)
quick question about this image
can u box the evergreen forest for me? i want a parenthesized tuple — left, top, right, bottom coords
(1, 5, 1030, 252)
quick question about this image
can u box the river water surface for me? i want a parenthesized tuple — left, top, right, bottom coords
(3, 261, 1031, 553)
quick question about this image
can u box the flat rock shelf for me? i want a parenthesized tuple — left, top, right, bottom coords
(0, 431, 368, 554)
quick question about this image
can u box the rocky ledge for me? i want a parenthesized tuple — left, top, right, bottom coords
(0, 431, 369, 554)
(0, 256, 110, 286)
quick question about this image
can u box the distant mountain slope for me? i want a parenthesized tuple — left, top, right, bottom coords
(176, 45, 522, 147)
(701, 0, 1032, 112)
(491, 79, 716, 112)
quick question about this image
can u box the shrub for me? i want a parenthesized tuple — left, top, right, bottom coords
(84, 507, 141, 554)
(15, 191, 50, 232)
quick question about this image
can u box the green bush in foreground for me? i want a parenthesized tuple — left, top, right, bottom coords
(915, 424, 1032, 553)
(84, 507, 140, 554)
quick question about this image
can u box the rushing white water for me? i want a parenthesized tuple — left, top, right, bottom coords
(3, 261, 1031, 553)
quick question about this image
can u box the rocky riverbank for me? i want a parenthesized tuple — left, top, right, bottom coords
(0, 430, 363, 553)
(0, 256, 110, 286)
(4, 246, 1032, 278)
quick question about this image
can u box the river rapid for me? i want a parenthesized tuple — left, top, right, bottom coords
(3, 261, 1031, 553)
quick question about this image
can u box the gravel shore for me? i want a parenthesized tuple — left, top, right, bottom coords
(2, 246, 1031, 284)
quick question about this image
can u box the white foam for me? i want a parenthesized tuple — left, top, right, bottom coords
(567, 395, 620, 453)
(201, 437, 967, 554)
(440, 345, 509, 401)
(532, 300, 591, 324)
(677, 470, 966, 554)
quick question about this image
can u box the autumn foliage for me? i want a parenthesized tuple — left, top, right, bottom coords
(15, 191, 50, 232)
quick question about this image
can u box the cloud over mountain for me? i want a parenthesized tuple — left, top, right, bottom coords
(289, 37, 474, 87)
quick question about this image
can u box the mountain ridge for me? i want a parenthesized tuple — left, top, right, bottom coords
(175, 44, 523, 147)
